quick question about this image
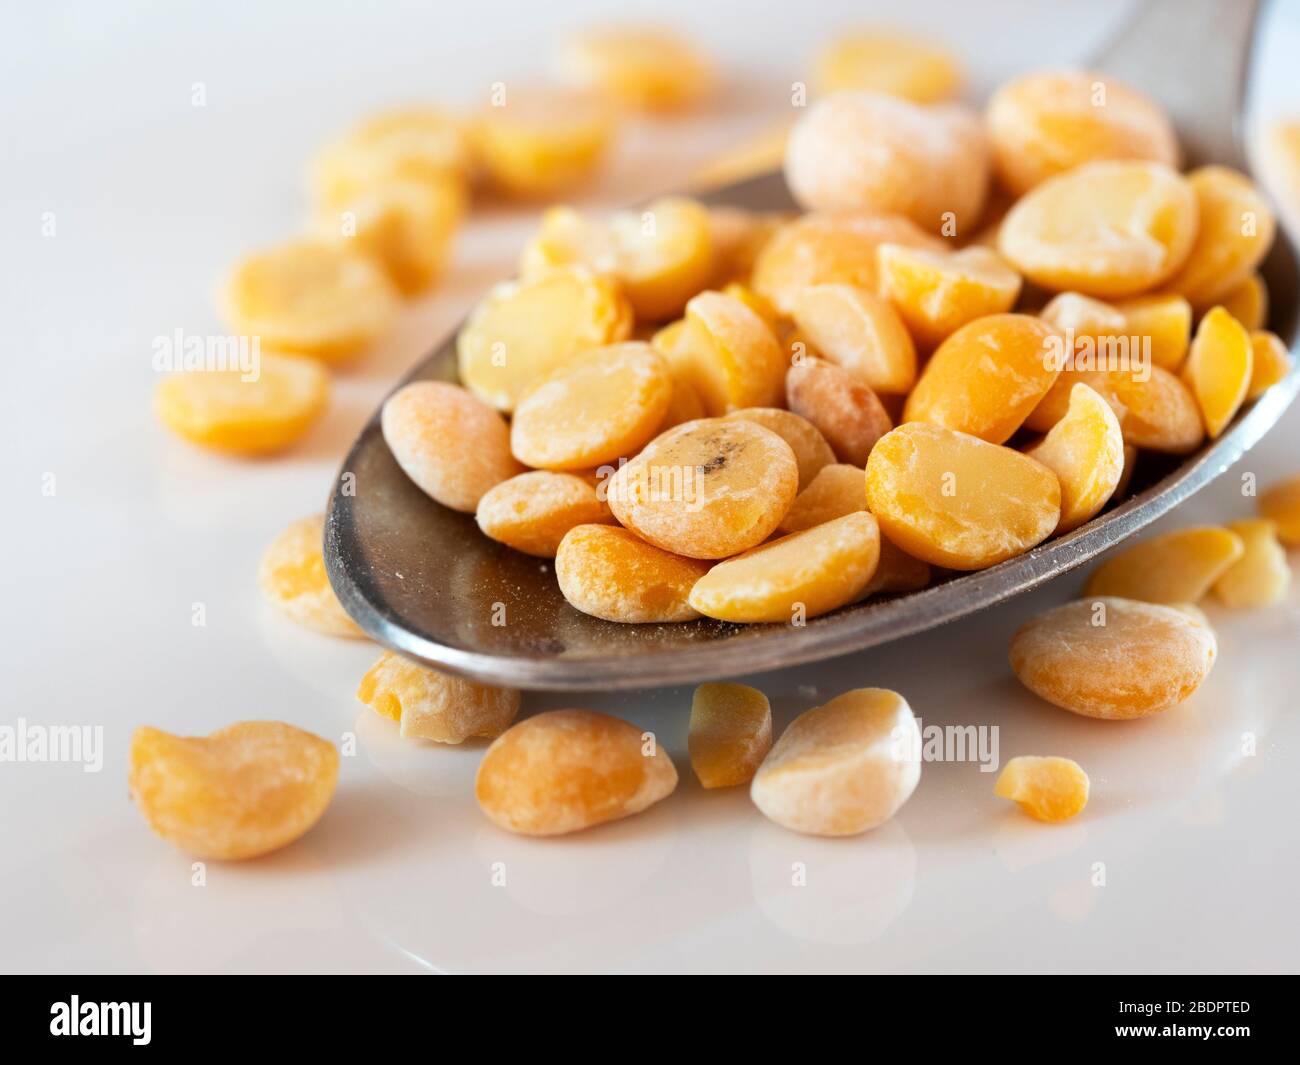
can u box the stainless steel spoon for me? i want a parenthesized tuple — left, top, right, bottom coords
(325, 0, 1299, 690)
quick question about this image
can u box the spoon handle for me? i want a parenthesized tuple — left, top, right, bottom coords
(1092, 0, 1261, 169)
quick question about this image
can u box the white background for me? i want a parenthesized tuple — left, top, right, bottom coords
(3, 0, 1299, 973)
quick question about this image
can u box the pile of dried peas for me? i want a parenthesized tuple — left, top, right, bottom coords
(134, 28, 1300, 857)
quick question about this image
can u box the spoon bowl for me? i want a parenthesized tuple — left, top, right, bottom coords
(325, 0, 1300, 690)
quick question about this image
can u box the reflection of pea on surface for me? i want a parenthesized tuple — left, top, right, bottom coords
(470, 807, 679, 921)
(749, 817, 917, 946)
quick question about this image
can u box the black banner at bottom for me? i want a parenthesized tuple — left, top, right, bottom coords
(1, 977, 1289, 1051)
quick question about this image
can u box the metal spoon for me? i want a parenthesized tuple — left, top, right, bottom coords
(325, 0, 1298, 690)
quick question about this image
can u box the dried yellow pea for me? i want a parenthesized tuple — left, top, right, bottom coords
(476, 471, 613, 557)
(129, 722, 338, 860)
(521, 198, 714, 321)
(1212, 519, 1290, 608)
(556, 26, 715, 112)
(1040, 291, 1127, 342)
(357, 651, 519, 743)
(705, 207, 788, 284)
(382, 381, 523, 513)
(510, 343, 671, 470)
(861, 535, 932, 596)
(785, 91, 989, 233)
(720, 282, 780, 330)
(1083, 526, 1245, 604)
(1220, 273, 1269, 331)
(606, 417, 798, 559)
(689, 683, 773, 789)
(786, 357, 893, 466)
(456, 265, 632, 412)
(986, 70, 1178, 196)
(1025, 364, 1204, 455)
(779, 463, 865, 533)
(664, 290, 786, 414)
(752, 209, 943, 316)
(999, 160, 1197, 298)
(475, 710, 678, 836)
(310, 107, 472, 204)
(1024, 383, 1125, 533)
(750, 688, 921, 837)
(688, 512, 881, 623)
(555, 524, 709, 623)
(876, 243, 1021, 352)
(994, 756, 1089, 823)
(1010, 597, 1216, 719)
(865, 422, 1061, 570)
(313, 177, 464, 296)
(791, 283, 917, 393)
(903, 313, 1061, 444)
(814, 32, 961, 102)
(1259, 475, 1300, 544)
(1162, 166, 1276, 311)
(1114, 293, 1193, 371)
(1246, 330, 1292, 400)
(722, 408, 835, 491)
(1181, 306, 1253, 439)
(474, 86, 613, 199)
(258, 514, 362, 638)
(155, 352, 328, 456)
(222, 241, 400, 364)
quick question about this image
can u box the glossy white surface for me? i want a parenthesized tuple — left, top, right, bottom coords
(3, 0, 1299, 974)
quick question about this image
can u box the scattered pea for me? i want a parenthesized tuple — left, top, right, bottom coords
(358, 651, 519, 743)
(750, 688, 921, 837)
(475, 710, 678, 836)
(994, 755, 1089, 823)
(689, 683, 773, 789)
(129, 722, 338, 860)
